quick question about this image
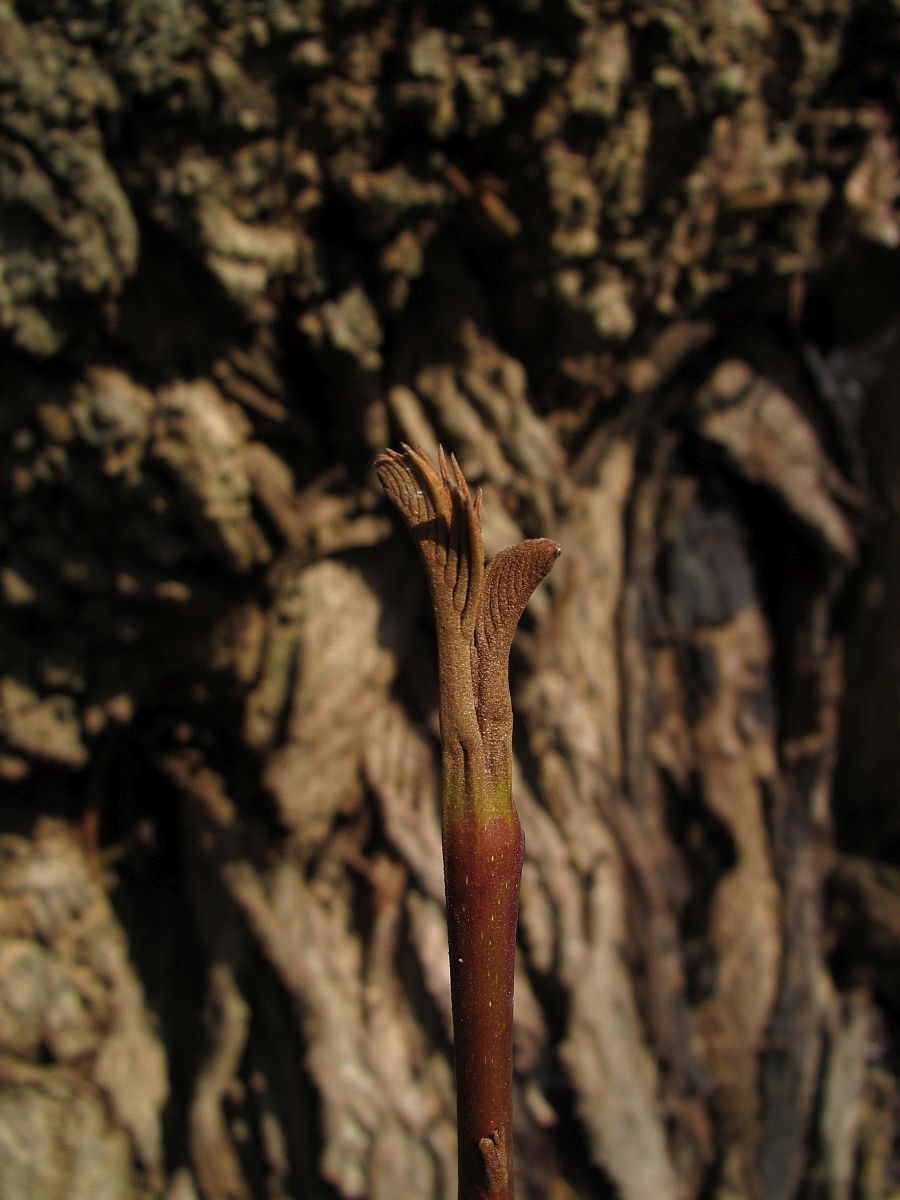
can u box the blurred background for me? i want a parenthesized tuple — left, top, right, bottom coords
(2, 2, 900, 1198)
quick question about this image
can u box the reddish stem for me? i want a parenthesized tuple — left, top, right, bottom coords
(444, 810, 524, 1199)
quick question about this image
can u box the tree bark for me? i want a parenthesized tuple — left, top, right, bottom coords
(2, 3, 900, 1199)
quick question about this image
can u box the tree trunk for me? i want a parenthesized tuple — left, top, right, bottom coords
(2, 4, 900, 1198)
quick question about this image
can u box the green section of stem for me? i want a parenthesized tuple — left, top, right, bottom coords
(441, 760, 514, 827)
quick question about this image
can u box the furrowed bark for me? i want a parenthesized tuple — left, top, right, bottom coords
(375, 445, 559, 1199)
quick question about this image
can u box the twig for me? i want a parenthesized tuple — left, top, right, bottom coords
(376, 445, 559, 1199)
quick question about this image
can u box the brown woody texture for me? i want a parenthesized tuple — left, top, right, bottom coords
(1, 3, 900, 1199)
